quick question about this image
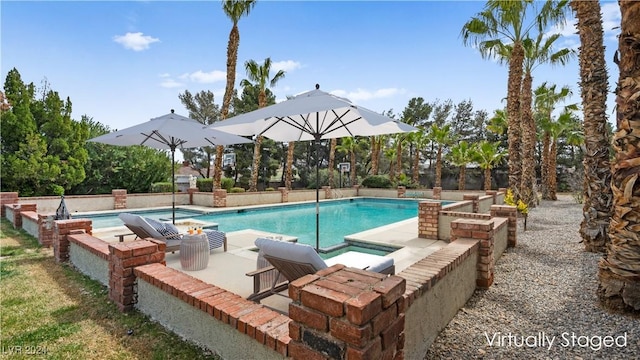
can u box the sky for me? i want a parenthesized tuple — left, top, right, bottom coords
(1, 1, 622, 133)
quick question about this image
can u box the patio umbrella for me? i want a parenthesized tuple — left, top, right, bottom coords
(88, 109, 252, 223)
(210, 85, 416, 250)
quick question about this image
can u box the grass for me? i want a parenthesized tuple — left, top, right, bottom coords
(0, 219, 221, 359)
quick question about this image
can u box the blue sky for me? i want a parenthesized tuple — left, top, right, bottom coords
(1, 1, 621, 132)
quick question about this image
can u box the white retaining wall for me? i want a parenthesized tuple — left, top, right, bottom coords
(69, 243, 109, 286)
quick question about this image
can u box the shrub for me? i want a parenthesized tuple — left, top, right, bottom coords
(151, 182, 175, 193)
(196, 178, 213, 192)
(265, 187, 275, 191)
(220, 177, 234, 191)
(361, 175, 392, 188)
(229, 187, 246, 193)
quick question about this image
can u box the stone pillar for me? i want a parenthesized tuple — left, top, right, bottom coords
(450, 218, 495, 288)
(1, 192, 19, 217)
(418, 201, 441, 240)
(322, 186, 332, 200)
(279, 187, 289, 203)
(213, 189, 227, 208)
(38, 214, 55, 247)
(486, 190, 498, 204)
(397, 186, 406, 198)
(490, 205, 518, 247)
(463, 194, 480, 213)
(109, 240, 166, 312)
(353, 185, 360, 196)
(498, 187, 507, 193)
(287, 265, 406, 360)
(112, 189, 127, 210)
(53, 219, 93, 263)
(10, 203, 37, 229)
(432, 187, 442, 200)
(187, 188, 197, 205)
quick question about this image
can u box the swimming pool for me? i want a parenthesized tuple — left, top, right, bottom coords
(81, 208, 206, 229)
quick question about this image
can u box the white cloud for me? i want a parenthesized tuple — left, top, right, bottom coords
(601, 2, 621, 42)
(271, 60, 302, 73)
(158, 73, 171, 78)
(113, 32, 160, 51)
(159, 79, 184, 88)
(186, 70, 227, 83)
(331, 88, 405, 102)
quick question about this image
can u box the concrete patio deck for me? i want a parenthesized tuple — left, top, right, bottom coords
(93, 217, 446, 314)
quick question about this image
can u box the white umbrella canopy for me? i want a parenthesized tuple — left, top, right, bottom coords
(209, 85, 417, 250)
(88, 109, 252, 223)
(210, 85, 415, 142)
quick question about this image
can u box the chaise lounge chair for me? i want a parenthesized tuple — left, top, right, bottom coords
(246, 237, 394, 302)
(117, 213, 227, 253)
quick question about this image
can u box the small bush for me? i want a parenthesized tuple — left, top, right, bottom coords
(196, 178, 213, 192)
(229, 187, 246, 193)
(265, 187, 275, 191)
(151, 182, 175, 193)
(221, 177, 234, 191)
(362, 175, 392, 188)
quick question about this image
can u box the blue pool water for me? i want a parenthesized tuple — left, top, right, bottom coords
(81, 208, 206, 229)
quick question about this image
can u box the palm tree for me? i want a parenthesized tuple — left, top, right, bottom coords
(369, 135, 383, 176)
(336, 137, 361, 186)
(487, 109, 508, 136)
(571, 0, 613, 254)
(383, 146, 397, 183)
(598, 0, 640, 312)
(533, 83, 575, 200)
(327, 138, 337, 187)
(240, 57, 286, 192)
(430, 124, 455, 188)
(408, 129, 428, 185)
(448, 141, 475, 190)
(546, 111, 577, 200)
(216, 0, 256, 189)
(473, 141, 507, 190)
(285, 141, 295, 189)
(520, 32, 574, 207)
(462, 0, 567, 198)
(393, 133, 407, 180)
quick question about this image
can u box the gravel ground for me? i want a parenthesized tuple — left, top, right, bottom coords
(425, 194, 639, 360)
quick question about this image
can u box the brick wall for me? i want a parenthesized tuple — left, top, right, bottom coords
(418, 201, 441, 239)
(287, 265, 406, 360)
(6, 203, 37, 229)
(112, 189, 127, 209)
(432, 187, 442, 200)
(53, 219, 92, 263)
(0, 192, 19, 217)
(214, 189, 227, 207)
(38, 214, 56, 247)
(450, 218, 495, 288)
(397, 186, 406, 198)
(490, 205, 518, 247)
(279, 187, 289, 203)
(462, 194, 479, 213)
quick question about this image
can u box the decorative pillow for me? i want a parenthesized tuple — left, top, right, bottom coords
(145, 217, 181, 240)
(204, 230, 225, 251)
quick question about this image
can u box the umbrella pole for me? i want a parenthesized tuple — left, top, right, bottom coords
(171, 146, 176, 224)
(315, 134, 320, 252)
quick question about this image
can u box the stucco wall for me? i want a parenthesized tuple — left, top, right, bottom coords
(20, 195, 114, 213)
(22, 214, 39, 239)
(69, 243, 109, 286)
(127, 193, 190, 208)
(192, 192, 214, 207)
(404, 247, 479, 359)
(226, 192, 283, 207)
(135, 279, 285, 360)
(478, 195, 494, 213)
(493, 218, 509, 262)
(5, 207, 17, 227)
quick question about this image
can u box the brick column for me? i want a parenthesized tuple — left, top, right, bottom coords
(463, 194, 480, 213)
(450, 218, 495, 288)
(1, 192, 19, 217)
(279, 187, 289, 203)
(432, 187, 442, 200)
(498, 187, 507, 193)
(112, 189, 127, 210)
(109, 240, 166, 312)
(213, 189, 227, 207)
(353, 185, 360, 196)
(486, 190, 498, 204)
(323, 186, 332, 200)
(490, 205, 518, 247)
(38, 214, 55, 247)
(10, 203, 37, 229)
(287, 265, 406, 360)
(418, 201, 441, 239)
(397, 186, 406, 198)
(187, 188, 197, 205)
(53, 219, 93, 263)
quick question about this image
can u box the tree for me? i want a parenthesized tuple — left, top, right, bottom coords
(216, 0, 256, 189)
(598, 0, 640, 312)
(571, 0, 613, 253)
(408, 129, 428, 185)
(520, 30, 574, 207)
(533, 82, 575, 199)
(462, 0, 567, 199)
(473, 141, 507, 190)
(327, 138, 338, 186)
(178, 90, 221, 178)
(430, 124, 455, 188)
(240, 57, 286, 192)
(546, 111, 579, 200)
(336, 137, 363, 186)
(448, 141, 475, 190)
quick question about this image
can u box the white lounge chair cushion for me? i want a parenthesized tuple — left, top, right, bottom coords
(255, 238, 327, 271)
(325, 251, 394, 273)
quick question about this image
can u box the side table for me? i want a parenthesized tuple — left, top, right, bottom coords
(180, 234, 209, 271)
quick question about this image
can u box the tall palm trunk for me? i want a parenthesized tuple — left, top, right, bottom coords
(328, 138, 337, 187)
(249, 135, 263, 192)
(413, 150, 420, 184)
(285, 141, 295, 189)
(597, 0, 640, 312)
(435, 147, 443, 188)
(520, 72, 537, 207)
(549, 140, 558, 201)
(541, 131, 551, 199)
(507, 42, 524, 200)
(571, 0, 613, 253)
(395, 141, 402, 178)
(484, 167, 491, 191)
(350, 150, 356, 186)
(459, 166, 466, 190)
(370, 136, 380, 175)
